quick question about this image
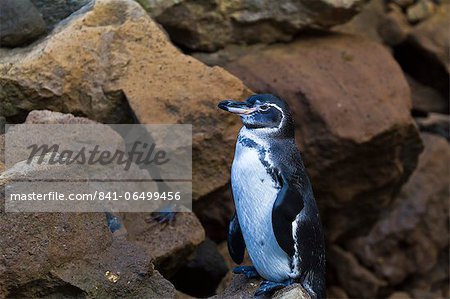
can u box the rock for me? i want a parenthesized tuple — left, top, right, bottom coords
(0, 0, 252, 200)
(406, 0, 436, 23)
(120, 208, 205, 277)
(387, 292, 412, 299)
(416, 113, 450, 141)
(378, 4, 411, 46)
(409, 2, 449, 73)
(348, 133, 449, 286)
(171, 239, 228, 297)
(333, 0, 385, 42)
(396, 2, 449, 98)
(327, 286, 349, 299)
(193, 184, 234, 242)
(392, 0, 415, 8)
(53, 237, 176, 298)
(328, 246, 387, 298)
(142, 0, 366, 51)
(30, 0, 92, 29)
(0, 0, 47, 47)
(407, 76, 448, 114)
(226, 34, 423, 240)
(25, 109, 97, 124)
(0, 185, 113, 296)
(212, 275, 311, 299)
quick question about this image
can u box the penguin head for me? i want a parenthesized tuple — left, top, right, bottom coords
(218, 94, 294, 138)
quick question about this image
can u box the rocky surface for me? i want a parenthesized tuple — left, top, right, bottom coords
(30, 0, 93, 29)
(171, 239, 228, 297)
(0, 0, 47, 47)
(121, 209, 205, 277)
(226, 34, 423, 240)
(408, 76, 448, 114)
(141, 0, 366, 51)
(416, 113, 449, 141)
(0, 0, 252, 200)
(346, 133, 449, 297)
(212, 275, 311, 299)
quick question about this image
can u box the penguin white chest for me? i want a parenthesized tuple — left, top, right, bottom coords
(231, 143, 292, 282)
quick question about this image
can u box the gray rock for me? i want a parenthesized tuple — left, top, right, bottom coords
(30, 0, 93, 29)
(140, 0, 366, 51)
(408, 76, 448, 114)
(0, 0, 47, 47)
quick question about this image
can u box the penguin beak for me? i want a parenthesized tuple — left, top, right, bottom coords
(218, 100, 256, 115)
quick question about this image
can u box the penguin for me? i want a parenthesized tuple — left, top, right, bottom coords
(218, 94, 326, 298)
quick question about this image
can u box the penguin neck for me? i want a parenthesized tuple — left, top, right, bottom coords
(238, 127, 294, 149)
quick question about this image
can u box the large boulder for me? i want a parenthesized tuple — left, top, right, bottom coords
(226, 34, 423, 240)
(30, 0, 93, 29)
(139, 0, 367, 51)
(347, 133, 449, 298)
(0, 0, 47, 47)
(0, 0, 252, 200)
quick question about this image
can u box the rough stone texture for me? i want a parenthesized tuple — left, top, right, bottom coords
(0, 0, 252, 200)
(416, 113, 450, 141)
(327, 286, 349, 299)
(25, 109, 97, 124)
(171, 239, 228, 297)
(409, 2, 449, 73)
(54, 237, 176, 299)
(333, 0, 385, 42)
(121, 209, 205, 277)
(0, 184, 113, 296)
(407, 76, 448, 114)
(226, 34, 423, 240)
(406, 0, 436, 23)
(328, 245, 387, 298)
(347, 133, 449, 297)
(30, 0, 93, 29)
(141, 0, 366, 51)
(378, 4, 411, 46)
(0, 0, 47, 47)
(212, 275, 311, 299)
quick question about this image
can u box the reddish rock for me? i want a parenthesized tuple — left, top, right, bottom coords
(0, 0, 252, 200)
(348, 133, 449, 287)
(226, 34, 423, 240)
(121, 209, 205, 277)
(328, 245, 387, 298)
(378, 4, 411, 46)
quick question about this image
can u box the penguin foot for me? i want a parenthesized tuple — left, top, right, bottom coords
(152, 204, 177, 224)
(105, 212, 123, 233)
(254, 279, 294, 297)
(233, 266, 260, 279)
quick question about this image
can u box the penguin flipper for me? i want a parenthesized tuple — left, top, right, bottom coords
(272, 175, 304, 257)
(228, 212, 246, 264)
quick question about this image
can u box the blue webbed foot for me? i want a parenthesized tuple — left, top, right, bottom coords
(254, 279, 294, 297)
(152, 204, 177, 224)
(105, 212, 123, 233)
(233, 266, 260, 279)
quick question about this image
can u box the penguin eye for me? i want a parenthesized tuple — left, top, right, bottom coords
(259, 105, 269, 111)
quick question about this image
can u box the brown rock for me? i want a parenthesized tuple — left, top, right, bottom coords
(407, 76, 449, 114)
(409, 2, 449, 73)
(406, 0, 436, 23)
(143, 0, 366, 51)
(348, 133, 449, 285)
(0, 187, 112, 295)
(328, 245, 387, 298)
(53, 237, 176, 299)
(0, 0, 252, 200)
(378, 4, 412, 46)
(333, 0, 385, 42)
(121, 209, 205, 277)
(416, 113, 450, 141)
(226, 34, 423, 240)
(212, 275, 311, 299)
(387, 291, 412, 299)
(327, 286, 349, 299)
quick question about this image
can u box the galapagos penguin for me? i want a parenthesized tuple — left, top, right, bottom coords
(218, 94, 326, 298)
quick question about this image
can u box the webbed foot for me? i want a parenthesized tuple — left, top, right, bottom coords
(152, 204, 177, 224)
(233, 266, 260, 279)
(254, 278, 294, 297)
